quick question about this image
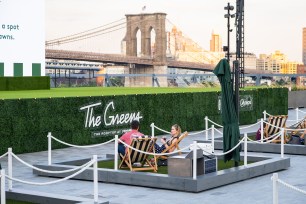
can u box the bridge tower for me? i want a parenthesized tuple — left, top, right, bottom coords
(124, 13, 167, 87)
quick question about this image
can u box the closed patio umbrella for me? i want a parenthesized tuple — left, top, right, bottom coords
(213, 59, 240, 163)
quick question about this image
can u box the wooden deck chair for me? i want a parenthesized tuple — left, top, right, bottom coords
(157, 131, 188, 161)
(264, 115, 288, 142)
(119, 137, 157, 172)
(285, 116, 306, 141)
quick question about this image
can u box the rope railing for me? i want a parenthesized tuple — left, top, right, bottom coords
(272, 173, 306, 204)
(11, 152, 93, 174)
(206, 118, 223, 128)
(247, 131, 282, 144)
(0, 152, 8, 160)
(213, 137, 245, 156)
(5, 159, 95, 186)
(50, 135, 115, 148)
(48, 132, 115, 165)
(151, 124, 171, 134)
(2, 151, 99, 203)
(239, 121, 261, 130)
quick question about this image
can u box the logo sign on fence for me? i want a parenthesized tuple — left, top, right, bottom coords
(218, 94, 253, 112)
(80, 101, 143, 137)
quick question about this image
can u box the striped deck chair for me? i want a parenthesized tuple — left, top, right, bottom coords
(264, 115, 288, 142)
(285, 116, 306, 141)
(156, 131, 188, 161)
(119, 137, 157, 172)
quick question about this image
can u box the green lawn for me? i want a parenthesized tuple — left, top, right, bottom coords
(98, 159, 253, 174)
(0, 86, 263, 99)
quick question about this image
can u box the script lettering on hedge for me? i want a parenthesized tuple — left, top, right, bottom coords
(80, 101, 143, 128)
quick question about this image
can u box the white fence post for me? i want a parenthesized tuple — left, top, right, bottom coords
(114, 135, 118, 171)
(205, 116, 208, 140)
(272, 173, 279, 204)
(263, 110, 267, 121)
(296, 107, 299, 123)
(93, 155, 98, 204)
(280, 129, 284, 158)
(211, 125, 215, 153)
(244, 133, 247, 167)
(151, 123, 155, 138)
(8, 148, 12, 191)
(1, 169, 5, 204)
(192, 141, 197, 180)
(48, 132, 52, 165)
(260, 118, 264, 143)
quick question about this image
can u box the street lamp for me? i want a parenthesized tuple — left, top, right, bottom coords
(224, 3, 235, 62)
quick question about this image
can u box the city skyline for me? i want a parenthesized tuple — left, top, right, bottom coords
(46, 0, 306, 62)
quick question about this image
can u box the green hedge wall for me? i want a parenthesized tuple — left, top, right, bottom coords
(0, 76, 50, 91)
(0, 87, 287, 154)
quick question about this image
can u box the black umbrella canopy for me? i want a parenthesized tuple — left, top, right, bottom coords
(213, 59, 240, 163)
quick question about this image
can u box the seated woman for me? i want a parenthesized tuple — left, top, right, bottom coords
(154, 124, 181, 153)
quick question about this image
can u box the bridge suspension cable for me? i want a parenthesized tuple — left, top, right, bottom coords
(46, 19, 126, 46)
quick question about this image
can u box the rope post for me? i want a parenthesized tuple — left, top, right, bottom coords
(263, 110, 267, 121)
(205, 116, 208, 140)
(114, 135, 118, 171)
(8, 148, 13, 191)
(48, 132, 52, 165)
(151, 123, 155, 138)
(281, 129, 284, 158)
(1, 169, 5, 204)
(272, 173, 279, 204)
(296, 107, 299, 123)
(260, 118, 264, 143)
(211, 125, 215, 153)
(93, 155, 98, 204)
(244, 133, 247, 167)
(192, 141, 197, 180)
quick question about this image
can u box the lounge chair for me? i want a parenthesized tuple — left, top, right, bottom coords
(264, 115, 288, 142)
(285, 116, 306, 143)
(119, 137, 157, 172)
(156, 131, 188, 161)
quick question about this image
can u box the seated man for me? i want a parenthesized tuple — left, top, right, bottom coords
(118, 120, 144, 157)
(287, 130, 306, 145)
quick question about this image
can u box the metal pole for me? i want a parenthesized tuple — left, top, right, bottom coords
(281, 129, 284, 158)
(48, 132, 52, 165)
(151, 123, 155, 138)
(211, 125, 215, 153)
(8, 148, 12, 191)
(192, 141, 197, 180)
(226, 2, 230, 62)
(244, 133, 247, 167)
(296, 107, 299, 123)
(260, 118, 264, 143)
(205, 117, 208, 140)
(272, 173, 279, 204)
(233, 60, 240, 123)
(114, 135, 118, 171)
(263, 110, 267, 121)
(1, 169, 5, 204)
(93, 155, 98, 204)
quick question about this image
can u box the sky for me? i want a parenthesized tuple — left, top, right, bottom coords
(46, 0, 306, 62)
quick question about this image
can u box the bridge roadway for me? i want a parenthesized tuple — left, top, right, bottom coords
(46, 49, 268, 74)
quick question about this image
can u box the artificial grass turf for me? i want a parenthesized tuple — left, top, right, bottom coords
(7, 200, 34, 204)
(98, 159, 253, 174)
(0, 86, 263, 99)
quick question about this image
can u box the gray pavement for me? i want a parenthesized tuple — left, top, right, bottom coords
(1, 109, 306, 204)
